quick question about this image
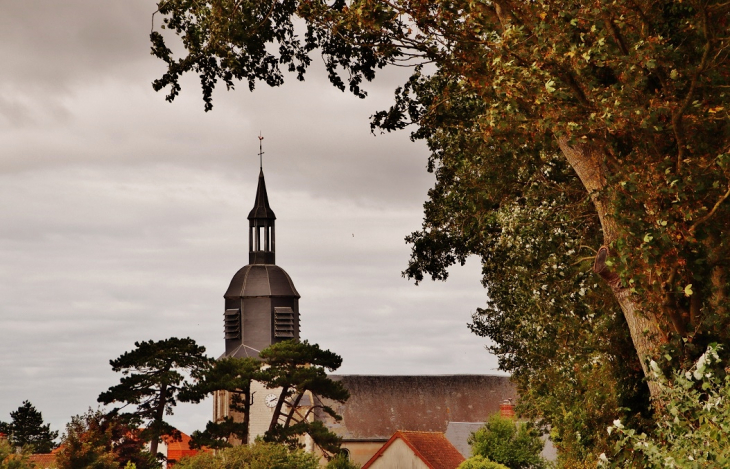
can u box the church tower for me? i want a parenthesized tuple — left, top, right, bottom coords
(222, 168, 300, 358)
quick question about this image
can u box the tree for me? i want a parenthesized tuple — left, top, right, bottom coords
(468, 414, 546, 469)
(98, 337, 211, 458)
(149, 0, 730, 458)
(184, 340, 349, 457)
(173, 441, 319, 469)
(150, 0, 730, 387)
(604, 344, 730, 468)
(256, 340, 349, 455)
(6, 401, 58, 453)
(182, 356, 259, 449)
(55, 409, 160, 469)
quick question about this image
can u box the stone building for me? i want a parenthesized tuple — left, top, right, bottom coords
(214, 166, 517, 465)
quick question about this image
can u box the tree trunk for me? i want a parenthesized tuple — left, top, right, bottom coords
(150, 383, 167, 457)
(557, 137, 665, 398)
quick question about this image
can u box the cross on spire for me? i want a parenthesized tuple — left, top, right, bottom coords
(258, 133, 264, 169)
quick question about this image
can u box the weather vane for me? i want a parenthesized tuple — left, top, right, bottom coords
(258, 132, 264, 170)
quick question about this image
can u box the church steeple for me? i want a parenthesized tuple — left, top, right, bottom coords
(248, 169, 276, 265)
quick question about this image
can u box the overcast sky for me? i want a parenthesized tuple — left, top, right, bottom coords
(0, 1, 501, 436)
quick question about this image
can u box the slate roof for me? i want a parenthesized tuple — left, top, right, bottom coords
(362, 431, 465, 469)
(316, 375, 516, 440)
(445, 422, 483, 458)
(224, 264, 300, 298)
(248, 169, 276, 220)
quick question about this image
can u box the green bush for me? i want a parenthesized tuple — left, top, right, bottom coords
(459, 455, 510, 469)
(603, 344, 730, 468)
(469, 414, 547, 469)
(174, 441, 319, 469)
(0, 438, 35, 469)
(325, 453, 361, 468)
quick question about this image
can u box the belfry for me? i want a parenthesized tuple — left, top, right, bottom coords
(222, 167, 300, 358)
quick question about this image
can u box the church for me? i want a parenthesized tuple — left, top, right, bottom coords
(213, 165, 518, 466)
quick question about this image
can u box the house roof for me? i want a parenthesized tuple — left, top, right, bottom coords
(28, 453, 57, 468)
(444, 422, 484, 458)
(316, 375, 516, 440)
(362, 431, 465, 469)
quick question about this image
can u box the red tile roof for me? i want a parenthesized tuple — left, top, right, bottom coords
(363, 430, 466, 469)
(162, 431, 201, 464)
(28, 453, 57, 468)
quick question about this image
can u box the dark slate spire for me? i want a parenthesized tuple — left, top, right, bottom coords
(248, 169, 276, 265)
(247, 169, 276, 220)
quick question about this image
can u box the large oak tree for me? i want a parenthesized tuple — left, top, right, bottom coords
(149, 0, 730, 459)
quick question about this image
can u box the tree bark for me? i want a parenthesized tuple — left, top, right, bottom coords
(557, 137, 665, 398)
(150, 383, 167, 457)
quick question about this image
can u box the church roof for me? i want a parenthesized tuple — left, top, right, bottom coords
(315, 375, 516, 441)
(362, 431, 465, 469)
(224, 264, 300, 299)
(248, 169, 276, 220)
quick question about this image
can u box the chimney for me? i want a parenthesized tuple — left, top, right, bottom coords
(499, 399, 515, 419)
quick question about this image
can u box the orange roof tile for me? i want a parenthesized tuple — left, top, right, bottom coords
(363, 430, 465, 469)
(28, 453, 57, 468)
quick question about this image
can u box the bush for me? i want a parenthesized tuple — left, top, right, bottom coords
(459, 455, 510, 469)
(173, 441, 319, 469)
(0, 438, 34, 469)
(325, 453, 361, 468)
(469, 414, 547, 469)
(603, 344, 730, 468)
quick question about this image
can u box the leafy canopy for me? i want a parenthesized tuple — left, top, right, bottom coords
(604, 345, 730, 468)
(54, 408, 160, 469)
(184, 340, 349, 457)
(468, 414, 546, 469)
(98, 337, 211, 457)
(150, 0, 730, 461)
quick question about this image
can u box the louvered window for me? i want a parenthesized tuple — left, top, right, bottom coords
(274, 307, 295, 338)
(224, 308, 241, 339)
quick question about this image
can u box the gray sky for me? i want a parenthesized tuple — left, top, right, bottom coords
(0, 1, 501, 436)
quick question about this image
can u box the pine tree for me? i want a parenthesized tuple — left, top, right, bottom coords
(8, 401, 58, 453)
(98, 337, 211, 458)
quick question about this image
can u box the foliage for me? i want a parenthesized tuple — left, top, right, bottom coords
(459, 456, 510, 469)
(98, 337, 211, 457)
(257, 340, 350, 456)
(0, 439, 34, 469)
(151, 0, 730, 460)
(603, 344, 730, 468)
(182, 357, 259, 449)
(172, 441, 319, 469)
(6, 401, 58, 453)
(325, 453, 361, 469)
(186, 340, 349, 457)
(469, 414, 546, 469)
(54, 408, 159, 469)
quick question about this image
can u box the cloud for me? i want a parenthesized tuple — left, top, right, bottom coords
(0, 2, 499, 436)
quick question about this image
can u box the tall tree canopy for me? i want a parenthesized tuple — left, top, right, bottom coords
(98, 337, 211, 458)
(55, 409, 160, 469)
(150, 0, 730, 461)
(6, 401, 57, 453)
(183, 340, 349, 457)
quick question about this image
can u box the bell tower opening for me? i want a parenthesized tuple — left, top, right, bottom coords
(248, 169, 276, 265)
